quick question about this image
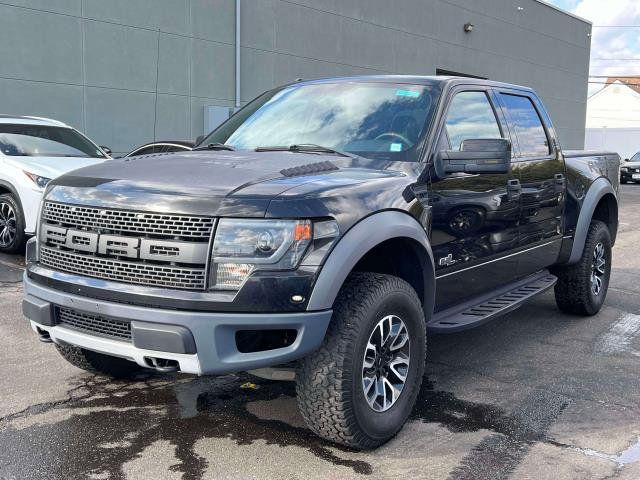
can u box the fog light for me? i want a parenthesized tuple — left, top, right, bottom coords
(213, 263, 254, 289)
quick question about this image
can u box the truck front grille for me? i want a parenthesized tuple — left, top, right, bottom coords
(39, 202, 212, 291)
(40, 247, 206, 290)
(43, 202, 214, 239)
(56, 307, 132, 342)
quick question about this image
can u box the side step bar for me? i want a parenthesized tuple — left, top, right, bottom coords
(428, 271, 557, 333)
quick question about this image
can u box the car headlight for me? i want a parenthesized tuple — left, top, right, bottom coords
(209, 219, 314, 290)
(24, 171, 52, 189)
(621, 167, 628, 172)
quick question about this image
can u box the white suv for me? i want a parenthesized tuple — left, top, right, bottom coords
(0, 115, 109, 253)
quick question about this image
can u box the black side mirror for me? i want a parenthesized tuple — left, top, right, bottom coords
(624, 158, 630, 162)
(99, 146, 112, 156)
(434, 138, 511, 178)
(195, 135, 205, 146)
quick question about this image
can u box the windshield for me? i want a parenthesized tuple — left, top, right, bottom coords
(0, 124, 106, 158)
(631, 152, 640, 162)
(201, 81, 441, 162)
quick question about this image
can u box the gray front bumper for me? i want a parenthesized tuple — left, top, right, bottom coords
(23, 273, 332, 375)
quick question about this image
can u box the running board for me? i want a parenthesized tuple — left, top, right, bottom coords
(428, 271, 557, 333)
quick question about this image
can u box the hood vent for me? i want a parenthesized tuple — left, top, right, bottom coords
(280, 161, 339, 178)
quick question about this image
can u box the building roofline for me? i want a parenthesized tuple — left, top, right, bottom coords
(533, 0, 592, 25)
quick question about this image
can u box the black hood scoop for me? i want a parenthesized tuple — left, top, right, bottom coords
(280, 160, 339, 178)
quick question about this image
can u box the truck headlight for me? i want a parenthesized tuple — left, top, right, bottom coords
(209, 219, 313, 290)
(621, 167, 628, 172)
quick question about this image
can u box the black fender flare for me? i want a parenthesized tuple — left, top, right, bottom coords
(306, 211, 435, 317)
(568, 177, 617, 264)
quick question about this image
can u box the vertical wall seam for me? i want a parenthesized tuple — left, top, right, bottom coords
(153, 28, 161, 141)
(235, 0, 241, 108)
(80, 0, 86, 131)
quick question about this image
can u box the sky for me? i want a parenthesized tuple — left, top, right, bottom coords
(547, 0, 640, 94)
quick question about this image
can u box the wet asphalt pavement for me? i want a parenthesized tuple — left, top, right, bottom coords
(1, 186, 640, 480)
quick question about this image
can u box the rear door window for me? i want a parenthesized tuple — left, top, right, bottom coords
(500, 94, 550, 157)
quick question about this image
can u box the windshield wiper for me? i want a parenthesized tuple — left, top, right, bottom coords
(255, 144, 354, 158)
(193, 142, 235, 151)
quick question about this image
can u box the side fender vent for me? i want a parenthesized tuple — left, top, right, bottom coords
(280, 161, 339, 177)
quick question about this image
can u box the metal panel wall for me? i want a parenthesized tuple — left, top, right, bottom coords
(0, 0, 590, 155)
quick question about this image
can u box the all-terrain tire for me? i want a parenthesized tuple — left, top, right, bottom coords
(55, 343, 142, 378)
(296, 272, 426, 450)
(0, 193, 26, 254)
(554, 220, 612, 316)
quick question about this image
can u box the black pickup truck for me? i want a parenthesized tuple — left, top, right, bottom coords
(22, 76, 620, 449)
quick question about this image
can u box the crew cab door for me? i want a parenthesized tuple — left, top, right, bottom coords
(429, 87, 521, 310)
(493, 90, 565, 276)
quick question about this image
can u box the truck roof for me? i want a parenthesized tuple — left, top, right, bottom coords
(291, 75, 536, 94)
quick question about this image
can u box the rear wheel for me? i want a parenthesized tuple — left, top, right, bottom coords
(554, 220, 612, 316)
(296, 272, 426, 449)
(55, 343, 142, 378)
(0, 193, 25, 254)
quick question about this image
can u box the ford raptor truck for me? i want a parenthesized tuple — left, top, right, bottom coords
(22, 76, 620, 449)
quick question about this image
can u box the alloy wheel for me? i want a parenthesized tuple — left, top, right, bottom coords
(361, 314, 411, 412)
(0, 202, 16, 248)
(591, 241, 606, 296)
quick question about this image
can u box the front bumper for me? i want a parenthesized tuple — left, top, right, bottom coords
(621, 170, 640, 182)
(23, 273, 332, 375)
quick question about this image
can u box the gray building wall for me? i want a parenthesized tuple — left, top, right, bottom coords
(0, 0, 591, 155)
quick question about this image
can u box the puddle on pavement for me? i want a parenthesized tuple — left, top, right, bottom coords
(549, 436, 640, 467)
(0, 373, 583, 480)
(0, 373, 371, 480)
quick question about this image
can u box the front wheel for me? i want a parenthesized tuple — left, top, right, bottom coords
(554, 220, 612, 316)
(296, 272, 426, 449)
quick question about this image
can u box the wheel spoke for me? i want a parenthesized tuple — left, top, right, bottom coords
(382, 377, 401, 409)
(389, 323, 409, 351)
(363, 341, 377, 369)
(388, 353, 410, 383)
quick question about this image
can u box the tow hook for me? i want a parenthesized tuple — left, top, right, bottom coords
(144, 356, 179, 373)
(36, 327, 53, 343)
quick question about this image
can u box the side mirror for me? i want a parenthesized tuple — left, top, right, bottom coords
(195, 135, 205, 146)
(434, 138, 511, 178)
(99, 146, 112, 156)
(624, 158, 630, 162)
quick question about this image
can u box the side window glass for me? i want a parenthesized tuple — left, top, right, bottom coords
(500, 94, 549, 156)
(132, 146, 157, 156)
(444, 91, 502, 151)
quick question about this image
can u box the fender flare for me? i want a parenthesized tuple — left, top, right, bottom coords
(0, 179, 20, 199)
(0, 179, 25, 217)
(306, 211, 436, 315)
(568, 177, 616, 264)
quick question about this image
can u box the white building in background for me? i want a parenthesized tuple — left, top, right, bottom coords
(585, 77, 640, 160)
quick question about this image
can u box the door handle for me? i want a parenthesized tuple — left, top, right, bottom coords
(554, 173, 566, 186)
(507, 179, 521, 201)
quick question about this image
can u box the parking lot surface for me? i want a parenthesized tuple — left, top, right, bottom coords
(1, 186, 639, 480)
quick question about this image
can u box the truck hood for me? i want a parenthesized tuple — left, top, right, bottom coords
(623, 162, 640, 169)
(46, 150, 409, 217)
(4, 155, 105, 181)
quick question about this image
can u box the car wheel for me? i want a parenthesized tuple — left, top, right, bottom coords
(0, 193, 25, 254)
(447, 208, 484, 236)
(553, 220, 612, 316)
(55, 343, 142, 378)
(296, 272, 426, 449)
